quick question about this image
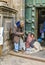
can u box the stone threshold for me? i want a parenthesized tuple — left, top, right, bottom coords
(9, 50, 45, 63)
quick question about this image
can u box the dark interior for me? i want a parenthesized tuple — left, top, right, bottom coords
(38, 8, 45, 40)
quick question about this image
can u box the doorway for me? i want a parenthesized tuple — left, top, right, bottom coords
(37, 8, 45, 41)
(3, 17, 14, 41)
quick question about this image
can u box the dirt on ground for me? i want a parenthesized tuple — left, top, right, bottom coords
(0, 55, 45, 65)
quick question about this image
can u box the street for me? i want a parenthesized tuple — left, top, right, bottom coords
(0, 55, 45, 65)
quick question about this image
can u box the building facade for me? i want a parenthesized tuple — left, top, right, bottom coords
(0, 0, 45, 39)
(0, 0, 25, 39)
(25, 0, 45, 39)
(0, 0, 17, 40)
(0, 0, 18, 54)
(0, 0, 45, 55)
(1, 0, 25, 22)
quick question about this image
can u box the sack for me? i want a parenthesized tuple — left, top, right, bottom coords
(33, 41, 42, 50)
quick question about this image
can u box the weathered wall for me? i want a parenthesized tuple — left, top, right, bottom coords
(13, 0, 25, 22)
(0, 0, 25, 54)
(2, 0, 25, 22)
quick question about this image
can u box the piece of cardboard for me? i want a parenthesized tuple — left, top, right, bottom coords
(0, 27, 3, 45)
(0, 45, 3, 56)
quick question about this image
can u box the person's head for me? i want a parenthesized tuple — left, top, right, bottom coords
(16, 21, 20, 28)
(30, 33, 35, 38)
(20, 21, 24, 28)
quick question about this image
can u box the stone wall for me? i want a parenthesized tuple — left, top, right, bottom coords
(0, 0, 25, 54)
(1, 0, 25, 22)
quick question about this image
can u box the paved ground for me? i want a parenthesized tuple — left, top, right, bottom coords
(0, 55, 45, 65)
(31, 50, 45, 58)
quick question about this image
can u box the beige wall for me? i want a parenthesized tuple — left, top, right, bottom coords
(1, 0, 13, 8)
(0, 0, 25, 22)
(13, 0, 25, 22)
